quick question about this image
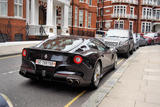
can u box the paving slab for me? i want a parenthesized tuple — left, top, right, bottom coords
(97, 45, 160, 107)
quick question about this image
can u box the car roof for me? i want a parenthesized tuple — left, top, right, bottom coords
(49, 35, 92, 40)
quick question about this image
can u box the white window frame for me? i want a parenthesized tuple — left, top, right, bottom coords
(14, 0, 23, 17)
(141, 22, 152, 33)
(88, 13, 92, 28)
(142, 7, 152, 19)
(0, 0, 8, 16)
(89, 0, 92, 5)
(113, 5, 126, 15)
(79, 10, 83, 27)
(75, 7, 78, 27)
(130, 6, 134, 15)
(68, 6, 72, 26)
(114, 20, 124, 29)
(86, 0, 88, 4)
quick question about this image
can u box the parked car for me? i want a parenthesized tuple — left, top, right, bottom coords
(19, 36, 117, 89)
(154, 32, 160, 44)
(133, 33, 140, 50)
(95, 30, 107, 38)
(143, 33, 157, 45)
(103, 29, 134, 58)
(139, 35, 148, 46)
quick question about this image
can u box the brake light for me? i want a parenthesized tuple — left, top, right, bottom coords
(73, 55, 83, 64)
(22, 49, 27, 57)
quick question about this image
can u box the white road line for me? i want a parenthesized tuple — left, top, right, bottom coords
(2, 70, 18, 75)
(0, 93, 13, 107)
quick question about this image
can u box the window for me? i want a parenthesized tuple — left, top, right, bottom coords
(86, 0, 88, 3)
(88, 13, 92, 28)
(93, 39, 106, 51)
(100, 8, 103, 16)
(88, 42, 98, 50)
(0, 0, 8, 16)
(114, 5, 126, 15)
(14, 0, 23, 17)
(79, 0, 84, 2)
(79, 10, 83, 27)
(68, 6, 72, 26)
(141, 22, 152, 33)
(75, 7, 78, 27)
(142, 7, 152, 19)
(114, 20, 124, 29)
(89, 0, 92, 5)
(130, 7, 134, 15)
(85, 10, 88, 28)
(129, 21, 133, 32)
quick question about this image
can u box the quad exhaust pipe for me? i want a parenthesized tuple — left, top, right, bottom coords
(67, 79, 80, 86)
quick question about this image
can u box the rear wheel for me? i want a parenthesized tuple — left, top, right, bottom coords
(90, 62, 101, 89)
(124, 50, 130, 58)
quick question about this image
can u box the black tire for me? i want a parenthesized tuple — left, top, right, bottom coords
(151, 40, 154, 45)
(124, 50, 130, 58)
(90, 62, 101, 89)
(130, 49, 133, 55)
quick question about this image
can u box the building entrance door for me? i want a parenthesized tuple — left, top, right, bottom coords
(39, 5, 47, 25)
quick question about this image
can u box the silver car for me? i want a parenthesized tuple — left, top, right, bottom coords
(102, 29, 134, 58)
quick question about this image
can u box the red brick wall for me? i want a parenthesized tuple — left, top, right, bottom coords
(0, 0, 26, 41)
(69, 0, 97, 37)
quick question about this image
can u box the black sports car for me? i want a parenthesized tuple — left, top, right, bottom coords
(19, 36, 117, 88)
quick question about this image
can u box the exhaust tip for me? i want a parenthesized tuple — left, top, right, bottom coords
(67, 79, 73, 85)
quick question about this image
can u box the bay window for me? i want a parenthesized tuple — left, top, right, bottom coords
(0, 0, 8, 16)
(14, 0, 23, 17)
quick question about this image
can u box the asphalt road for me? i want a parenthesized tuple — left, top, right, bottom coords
(0, 55, 125, 107)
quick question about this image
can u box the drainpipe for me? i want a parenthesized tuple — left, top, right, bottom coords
(136, 0, 140, 34)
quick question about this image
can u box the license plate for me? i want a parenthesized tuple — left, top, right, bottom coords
(36, 59, 56, 67)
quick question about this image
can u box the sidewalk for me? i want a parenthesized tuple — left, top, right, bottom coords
(0, 41, 41, 57)
(99, 45, 160, 107)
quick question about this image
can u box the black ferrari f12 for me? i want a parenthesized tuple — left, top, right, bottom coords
(19, 36, 117, 88)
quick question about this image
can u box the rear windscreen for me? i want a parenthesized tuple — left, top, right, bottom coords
(96, 31, 105, 35)
(36, 37, 84, 52)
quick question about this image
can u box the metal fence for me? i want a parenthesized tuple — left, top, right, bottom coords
(0, 21, 11, 42)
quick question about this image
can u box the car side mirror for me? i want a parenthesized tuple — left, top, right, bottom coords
(130, 36, 133, 39)
(105, 46, 110, 50)
(109, 47, 117, 53)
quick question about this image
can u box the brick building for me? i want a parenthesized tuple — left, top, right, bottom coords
(0, 0, 97, 41)
(0, 0, 26, 41)
(69, 0, 97, 37)
(97, 0, 160, 34)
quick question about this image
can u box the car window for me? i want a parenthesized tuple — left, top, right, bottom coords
(92, 39, 106, 51)
(87, 42, 98, 50)
(36, 37, 84, 52)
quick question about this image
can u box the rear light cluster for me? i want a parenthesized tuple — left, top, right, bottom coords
(22, 49, 27, 57)
(73, 55, 83, 64)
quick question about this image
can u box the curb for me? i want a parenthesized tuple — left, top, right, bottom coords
(82, 53, 138, 107)
(0, 52, 21, 58)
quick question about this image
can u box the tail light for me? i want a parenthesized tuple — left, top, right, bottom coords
(73, 55, 83, 64)
(22, 49, 27, 57)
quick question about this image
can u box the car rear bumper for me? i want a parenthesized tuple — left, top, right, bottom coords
(19, 64, 92, 86)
